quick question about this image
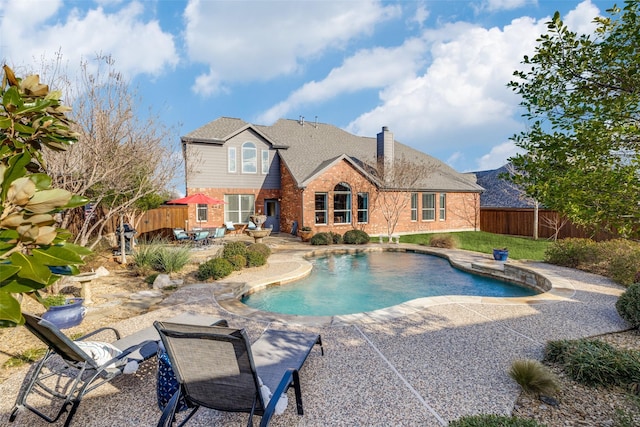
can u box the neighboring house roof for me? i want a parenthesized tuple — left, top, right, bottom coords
(474, 164, 535, 208)
(184, 117, 484, 193)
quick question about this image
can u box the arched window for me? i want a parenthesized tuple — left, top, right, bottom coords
(333, 183, 351, 224)
(242, 142, 257, 173)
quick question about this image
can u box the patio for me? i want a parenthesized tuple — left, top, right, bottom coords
(0, 241, 629, 426)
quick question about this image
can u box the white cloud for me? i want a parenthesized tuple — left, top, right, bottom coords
(184, 0, 400, 96)
(483, 0, 533, 12)
(257, 38, 426, 124)
(475, 141, 522, 171)
(0, 1, 177, 79)
(346, 17, 545, 145)
(564, 0, 601, 34)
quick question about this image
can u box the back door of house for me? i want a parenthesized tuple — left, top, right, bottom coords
(264, 199, 279, 232)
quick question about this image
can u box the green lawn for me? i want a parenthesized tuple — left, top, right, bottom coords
(400, 231, 551, 261)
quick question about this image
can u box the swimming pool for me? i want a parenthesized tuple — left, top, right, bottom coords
(241, 251, 539, 316)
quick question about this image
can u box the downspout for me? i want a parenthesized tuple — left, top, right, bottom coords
(300, 187, 304, 229)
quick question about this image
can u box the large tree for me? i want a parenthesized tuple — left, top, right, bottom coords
(43, 56, 181, 247)
(508, 1, 640, 237)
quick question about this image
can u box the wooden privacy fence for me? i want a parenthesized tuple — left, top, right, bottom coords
(100, 205, 189, 239)
(480, 207, 614, 241)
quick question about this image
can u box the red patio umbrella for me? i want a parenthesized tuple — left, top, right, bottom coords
(167, 193, 227, 205)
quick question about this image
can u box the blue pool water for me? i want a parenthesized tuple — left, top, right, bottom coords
(241, 251, 539, 316)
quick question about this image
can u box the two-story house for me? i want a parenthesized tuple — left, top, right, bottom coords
(180, 117, 483, 236)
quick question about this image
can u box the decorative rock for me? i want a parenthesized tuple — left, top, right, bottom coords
(95, 266, 110, 277)
(153, 274, 183, 289)
(129, 290, 163, 300)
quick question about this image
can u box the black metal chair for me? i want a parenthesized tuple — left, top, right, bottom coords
(153, 321, 323, 427)
(9, 313, 160, 427)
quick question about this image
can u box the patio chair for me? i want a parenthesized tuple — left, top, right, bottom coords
(9, 313, 160, 427)
(208, 227, 226, 244)
(153, 321, 324, 427)
(192, 230, 210, 246)
(173, 228, 191, 243)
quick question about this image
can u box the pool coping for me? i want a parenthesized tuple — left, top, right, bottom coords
(212, 243, 577, 326)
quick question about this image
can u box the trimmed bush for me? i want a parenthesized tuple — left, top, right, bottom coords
(429, 234, 458, 249)
(197, 258, 233, 281)
(222, 241, 247, 259)
(248, 243, 271, 258)
(310, 232, 333, 245)
(616, 283, 640, 328)
(343, 229, 370, 244)
(329, 231, 343, 244)
(449, 414, 544, 427)
(608, 253, 640, 286)
(227, 254, 247, 271)
(508, 359, 559, 396)
(246, 250, 267, 267)
(544, 238, 598, 268)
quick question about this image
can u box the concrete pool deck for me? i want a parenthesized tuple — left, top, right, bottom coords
(0, 239, 630, 426)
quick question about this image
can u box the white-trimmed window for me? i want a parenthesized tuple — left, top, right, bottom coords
(411, 193, 418, 221)
(224, 194, 255, 223)
(357, 193, 368, 223)
(333, 183, 351, 224)
(228, 147, 237, 173)
(242, 142, 257, 173)
(439, 193, 446, 220)
(196, 204, 208, 223)
(261, 150, 269, 174)
(315, 193, 327, 224)
(422, 193, 435, 221)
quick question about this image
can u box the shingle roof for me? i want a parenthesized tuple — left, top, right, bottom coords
(184, 117, 484, 192)
(474, 164, 536, 208)
(182, 117, 249, 143)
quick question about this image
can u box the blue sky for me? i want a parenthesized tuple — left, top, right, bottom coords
(0, 0, 610, 191)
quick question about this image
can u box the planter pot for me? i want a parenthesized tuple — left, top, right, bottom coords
(42, 298, 86, 329)
(492, 249, 509, 261)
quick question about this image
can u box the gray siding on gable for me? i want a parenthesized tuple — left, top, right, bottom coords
(186, 128, 281, 189)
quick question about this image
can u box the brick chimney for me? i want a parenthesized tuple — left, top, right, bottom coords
(376, 126, 394, 182)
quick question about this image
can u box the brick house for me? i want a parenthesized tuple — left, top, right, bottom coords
(180, 116, 483, 236)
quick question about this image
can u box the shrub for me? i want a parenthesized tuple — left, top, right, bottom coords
(429, 234, 458, 249)
(310, 232, 333, 245)
(131, 241, 165, 274)
(246, 250, 267, 267)
(227, 254, 247, 271)
(449, 414, 544, 427)
(508, 359, 560, 396)
(248, 243, 271, 258)
(154, 246, 192, 274)
(544, 238, 598, 268)
(197, 258, 233, 281)
(329, 231, 343, 244)
(602, 240, 640, 285)
(222, 241, 248, 259)
(545, 338, 640, 387)
(616, 283, 640, 328)
(343, 230, 370, 244)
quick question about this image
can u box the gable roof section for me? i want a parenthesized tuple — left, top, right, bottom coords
(256, 119, 483, 192)
(181, 116, 288, 148)
(297, 153, 381, 188)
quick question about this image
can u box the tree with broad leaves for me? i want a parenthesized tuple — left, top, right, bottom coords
(508, 1, 640, 237)
(0, 65, 90, 327)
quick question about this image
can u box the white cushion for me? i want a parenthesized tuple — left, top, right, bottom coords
(75, 340, 122, 368)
